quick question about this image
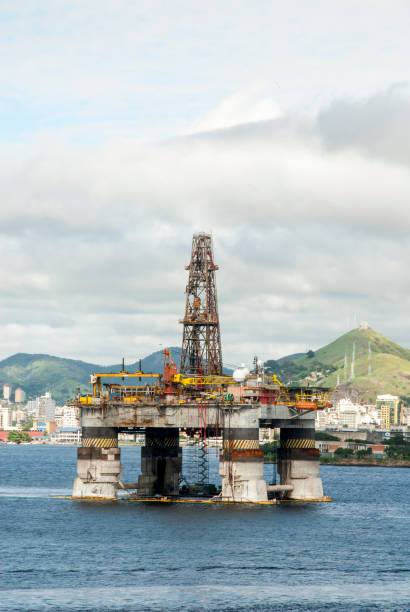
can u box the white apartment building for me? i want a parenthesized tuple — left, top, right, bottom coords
(340, 408, 359, 429)
(315, 410, 328, 429)
(55, 409, 64, 428)
(0, 407, 13, 429)
(315, 397, 380, 431)
(61, 406, 80, 428)
(55, 406, 80, 430)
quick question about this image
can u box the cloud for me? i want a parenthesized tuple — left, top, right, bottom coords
(186, 86, 282, 133)
(1, 87, 410, 364)
(3, 91, 410, 240)
(2, 1, 410, 146)
(317, 85, 410, 167)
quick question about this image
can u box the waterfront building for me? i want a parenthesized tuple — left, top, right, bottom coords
(0, 407, 13, 429)
(55, 405, 80, 429)
(62, 406, 80, 428)
(376, 395, 404, 429)
(315, 440, 386, 456)
(340, 408, 359, 430)
(55, 409, 64, 429)
(315, 397, 380, 431)
(50, 427, 81, 444)
(33, 420, 57, 433)
(315, 409, 328, 429)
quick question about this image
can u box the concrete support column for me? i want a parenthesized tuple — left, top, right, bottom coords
(72, 427, 122, 499)
(137, 427, 182, 496)
(219, 427, 267, 502)
(278, 427, 324, 500)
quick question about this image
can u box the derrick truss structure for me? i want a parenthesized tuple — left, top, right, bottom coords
(180, 233, 223, 376)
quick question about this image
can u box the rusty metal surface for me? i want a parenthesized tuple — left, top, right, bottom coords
(231, 449, 264, 459)
(77, 400, 316, 431)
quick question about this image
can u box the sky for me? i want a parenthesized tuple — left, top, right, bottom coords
(1, 0, 410, 367)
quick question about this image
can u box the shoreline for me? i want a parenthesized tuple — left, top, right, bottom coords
(264, 459, 410, 468)
(4, 445, 410, 467)
(319, 460, 410, 468)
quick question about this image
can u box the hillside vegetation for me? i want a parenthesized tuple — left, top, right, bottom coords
(265, 327, 410, 403)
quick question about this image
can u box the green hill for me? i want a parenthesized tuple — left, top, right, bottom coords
(0, 348, 182, 405)
(265, 327, 410, 403)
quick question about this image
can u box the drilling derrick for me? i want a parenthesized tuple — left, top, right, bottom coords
(180, 233, 223, 375)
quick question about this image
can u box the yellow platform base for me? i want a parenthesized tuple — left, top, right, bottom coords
(54, 495, 277, 504)
(53, 495, 332, 504)
(281, 496, 333, 502)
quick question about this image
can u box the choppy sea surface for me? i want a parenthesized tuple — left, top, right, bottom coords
(1, 444, 409, 611)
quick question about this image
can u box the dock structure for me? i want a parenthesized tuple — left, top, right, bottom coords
(71, 233, 330, 503)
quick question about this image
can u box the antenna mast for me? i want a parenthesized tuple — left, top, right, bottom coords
(368, 341, 372, 376)
(350, 342, 356, 380)
(180, 233, 223, 375)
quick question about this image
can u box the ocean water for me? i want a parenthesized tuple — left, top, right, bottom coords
(1, 444, 409, 611)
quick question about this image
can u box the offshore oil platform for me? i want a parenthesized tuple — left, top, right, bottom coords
(71, 233, 331, 503)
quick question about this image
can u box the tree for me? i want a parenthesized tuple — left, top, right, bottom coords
(315, 432, 340, 441)
(22, 418, 33, 431)
(356, 448, 372, 458)
(307, 350, 315, 358)
(388, 434, 404, 446)
(262, 441, 278, 462)
(386, 442, 410, 460)
(334, 447, 354, 458)
(8, 431, 32, 443)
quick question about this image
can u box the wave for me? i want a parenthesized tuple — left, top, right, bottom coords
(1, 583, 409, 611)
(0, 487, 71, 498)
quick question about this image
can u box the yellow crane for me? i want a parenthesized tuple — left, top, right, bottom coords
(172, 372, 283, 387)
(172, 373, 235, 386)
(263, 374, 283, 386)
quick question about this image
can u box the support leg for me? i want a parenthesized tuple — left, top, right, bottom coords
(137, 428, 182, 496)
(278, 426, 324, 500)
(72, 427, 122, 499)
(219, 428, 267, 502)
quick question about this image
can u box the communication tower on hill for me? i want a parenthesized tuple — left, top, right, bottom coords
(180, 233, 223, 375)
(368, 341, 372, 376)
(350, 342, 356, 380)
